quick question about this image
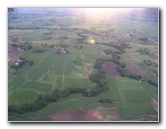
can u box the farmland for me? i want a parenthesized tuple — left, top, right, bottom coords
(8, 8, 159, 122)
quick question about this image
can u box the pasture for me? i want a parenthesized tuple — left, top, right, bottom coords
(9, 89, 38, 105)
(117, 102, 156, 120)
(9, 76, 26, 90)
(142, 82, 158, 100)
(21, 81, 52, 93)
(64, 77, 96, 89)
(144, 72, 158, 83)
(105, 76, 153, 102)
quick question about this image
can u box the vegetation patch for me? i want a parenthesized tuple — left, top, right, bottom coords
(124, 90, 152, 102)
(143, 72, 158, 87)
(114, 77, 152, 102)
(106, 76, 121, 101)
(21, 81, 52, 93)
(142, 82, 158, 100)
(9, 76, 26, 90)
(9, 89, 38, 105)
(117, 102, 156, 120)
(64, 78, 96, 89)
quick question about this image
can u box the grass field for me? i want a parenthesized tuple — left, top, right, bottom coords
(106, 75, 121, 101)
(144, 72, 158, 83)
(21, 81, 52, 93)
(22, 51, 48, 63)
(8, 76, 26, 90)
(107, 76, 152, 102)
(9, 89, 38, 105)
(142, 82, 158, 100)
(64, 77, 96, 89)
(117, 102, 156, 120)
(29, 64, 51, 80)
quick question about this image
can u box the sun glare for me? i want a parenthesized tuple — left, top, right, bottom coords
(85, 8, 145, 15)
(83, 8, 145, 22)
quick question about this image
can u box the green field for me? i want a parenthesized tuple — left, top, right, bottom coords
(142, 82, 158, 100)
(114, 77, 152, 102)
(64, 77, 96, 89)
(117, 102, 156, 120)
(8, 8, 158, 121)
(144, 72, 158, 83)
(106, 76, 121, 101)
(105, 76, 153, 102)
(21, 81, 52, 93)
(9, 76, 26, 90)
(9, 89, 38, 105)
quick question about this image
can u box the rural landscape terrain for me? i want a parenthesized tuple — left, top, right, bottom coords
(8, 8, 159, 121)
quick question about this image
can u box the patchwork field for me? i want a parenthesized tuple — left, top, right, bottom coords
(8, 8, 159, 122)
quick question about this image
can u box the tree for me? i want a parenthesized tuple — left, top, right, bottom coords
(29, 61, 34, 66)
(8, 105, 16, 113)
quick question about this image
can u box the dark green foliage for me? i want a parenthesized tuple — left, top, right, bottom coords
(93, 58, 112, 69)
(11, 42, 33, 50)
(9, 93, 57, 114)
(69, 87, 86, 94)
(147, 80, 158, 87)
(99, 98, 113, 103)
(76, 32, 87, 43)
(11, 36, 19, 42)
(138, 48, 149, 54)
(143, 72, 158, 87)
(152, 70, 158, 76)
(117, 66, 141, 80)
(111, 59, 126, 68)
(89, 69, 105, 83)
(143, 60, 158, 67)
(112, 54, 121, 60)
(8, 105, 17, 113)
(22, 42, 33, 50)
(96, 42, 128, 54)
(73, 61, 82, 65)
(128, 74, 142, 80)
(12, 57, 34, 70)
(29, 61, 34, 66)
(33, 48, 45, 53)
(103, 50, 121, 59)
(103, 49, 113, 55)
(74, 45, 83, 49)
(138, 37, 148, 41)
(109, 59, 142, 80)
(59, 44, 69, 48)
